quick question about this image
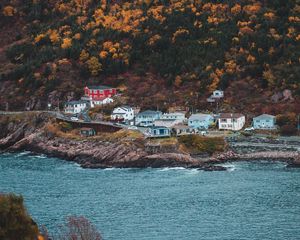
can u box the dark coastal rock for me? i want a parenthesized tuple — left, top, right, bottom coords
(286, 155, 300, 168)
(200, 165, 227, 171)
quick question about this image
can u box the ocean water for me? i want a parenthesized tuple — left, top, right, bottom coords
(1, 152, 300, 240)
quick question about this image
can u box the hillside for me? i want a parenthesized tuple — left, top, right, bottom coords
(0, 0, 299, 116)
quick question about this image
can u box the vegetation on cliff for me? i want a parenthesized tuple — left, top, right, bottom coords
(0, 0, 299, 114)
(0, 193, 102, 240)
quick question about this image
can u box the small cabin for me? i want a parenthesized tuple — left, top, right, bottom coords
(148, 126, 171, 138)
(80, 128, 96, 137)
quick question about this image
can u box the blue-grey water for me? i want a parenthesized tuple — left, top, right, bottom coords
(1, 152, 300, 240)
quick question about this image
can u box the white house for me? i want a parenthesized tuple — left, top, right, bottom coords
(218, 113, 245, 131)
(212, 90, 224, 98)
(81, 96, 114, 108)
(207, 90, 224, 102)
(64, 101, 87, 114)
(111, 106, 134, 121)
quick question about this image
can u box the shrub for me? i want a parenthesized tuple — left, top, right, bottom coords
(0, 194, 39, 240)
(178, 135, 226, 155)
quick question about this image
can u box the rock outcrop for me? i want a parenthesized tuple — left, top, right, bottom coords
(0, 112, 299, 170)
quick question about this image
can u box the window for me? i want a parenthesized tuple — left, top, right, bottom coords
(221, 119, 227, 123)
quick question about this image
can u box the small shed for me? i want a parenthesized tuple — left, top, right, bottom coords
(80, 127, 96, 137)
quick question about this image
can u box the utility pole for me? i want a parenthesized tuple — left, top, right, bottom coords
(297, 114, 300, 134)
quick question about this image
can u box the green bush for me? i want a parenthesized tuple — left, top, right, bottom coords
(179, 135, 226, 155)
(0, 194, 39, 240)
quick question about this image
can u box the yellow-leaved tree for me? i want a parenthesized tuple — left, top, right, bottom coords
(87, 57, 102, 76)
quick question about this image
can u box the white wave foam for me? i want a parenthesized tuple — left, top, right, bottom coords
(103, 168, 116, 171)
(158, 167, 186, 171)
(16, 151, 31, 157)
(34, 154, 47, 159)
(186, 169, 199, 174)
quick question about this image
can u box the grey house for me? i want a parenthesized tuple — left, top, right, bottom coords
(253, 114, 276, 129)
(135, 110, 162, 127)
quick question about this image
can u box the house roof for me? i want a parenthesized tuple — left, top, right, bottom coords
(189, 113, 212, 121)
(86, 85, 115, 90)
(219, 113, 244, 119)
(151, 126, 170, 130)
(162, 112, 185, 116)
(253, 114, 275, 120)
(138, 110, 162, 116)
(172, 124, 190, 129)
(115, 106, 132, 111)
(65, 100, 87, 106)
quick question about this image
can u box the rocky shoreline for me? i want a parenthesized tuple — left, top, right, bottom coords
(0, 113, 299, 171)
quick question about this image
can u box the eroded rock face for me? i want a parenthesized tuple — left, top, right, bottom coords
(0, 124, 26, 149)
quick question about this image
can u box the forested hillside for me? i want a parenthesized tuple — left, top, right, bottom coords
(0, 0, 299, 115)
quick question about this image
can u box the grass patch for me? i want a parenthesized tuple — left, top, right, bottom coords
(148, 137, 178, 146)
(178, 135, 226, 155)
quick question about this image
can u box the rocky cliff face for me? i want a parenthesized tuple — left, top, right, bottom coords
(0, 113, 213, 169)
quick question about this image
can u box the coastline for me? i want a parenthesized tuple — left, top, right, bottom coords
(0, 113, 299, 170)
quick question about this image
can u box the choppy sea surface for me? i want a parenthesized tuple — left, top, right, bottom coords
(1, 152, 300, 240)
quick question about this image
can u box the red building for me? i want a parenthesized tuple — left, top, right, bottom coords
(84, 85, 117, 100)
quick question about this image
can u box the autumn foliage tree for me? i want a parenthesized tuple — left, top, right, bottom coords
(0, 194, 39, 240)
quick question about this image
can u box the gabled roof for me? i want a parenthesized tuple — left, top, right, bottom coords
(189, 113, 213, 121)
(138, 110, 162, 116)
(162, 112, 185, 116)
(117, 106, 132, 111)
(86, 85, 115, 90)
(253, 114, 275, 120)
(219, 113, 244, 119)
